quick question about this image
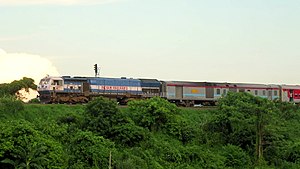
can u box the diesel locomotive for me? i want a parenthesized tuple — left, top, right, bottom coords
(37, 75, 300, 106)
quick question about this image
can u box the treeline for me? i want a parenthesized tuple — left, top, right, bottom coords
(1, 91, 300, 168)
(0, 77, 37, 99)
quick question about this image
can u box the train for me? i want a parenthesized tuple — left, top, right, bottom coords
(37, 75, 300, 106)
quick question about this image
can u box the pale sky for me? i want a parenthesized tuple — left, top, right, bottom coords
(1, 0, 300, 84)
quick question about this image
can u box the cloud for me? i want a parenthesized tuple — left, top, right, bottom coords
(0, 35, 33, 42)
(0, 0, 121, 6)
(0, 49, 59, 84)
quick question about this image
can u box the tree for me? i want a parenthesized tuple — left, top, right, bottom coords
(84, 97, 148, 147)
(0, 120, 66, 169)
(128, 97, 179, 132)
(84, 97, 119, 135)
(67, 130, 115, 169)
(1, 136, 49, 169)
(167, 116, 195, 144)
(221, 144, 251, 168)
(110, 123, 147, 147)
(0, 77, 37, 98)
(206, 92, 278, 165)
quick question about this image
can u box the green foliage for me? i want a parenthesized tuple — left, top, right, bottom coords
(221, 144, 251, 168)
(28, 98, 41, 104)
(57, 111, 84, 128)
(0, 77, 37, 98)
(68, 130, 115, 169)
(0, 120, 67, 169)
(1, 91, 300, 168)
(0, 96, 24, 118)
(84, 97, 119, 135)
(84, 97, 148, 147)
(128, 97, 179, 131)
(181, 146, 226, 169)
(283, 140, 300, 163)
(114, 149, 149, 169)
(167, 116, 195, 144)
(86, 97, 118, 118)
(206, 92, 278, 155)
(110, 123, 148, 147)
(275, 101, 300, 121)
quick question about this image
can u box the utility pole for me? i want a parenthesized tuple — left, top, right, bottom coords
(109, 151, 112, 169)
(256, 110, 263, 165)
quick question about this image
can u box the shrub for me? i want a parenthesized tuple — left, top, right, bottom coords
(0, 96, 24, 118)
(68, 130, 115, 169)
(110, 123, 148, 147)
(0, 120, 67, 168)
(28, 98, 40, 104)
(128, 97, 179, 131)
(222, 144, 251, 168)
(167, 116, 195, 144)
(84, 97, 119, 135)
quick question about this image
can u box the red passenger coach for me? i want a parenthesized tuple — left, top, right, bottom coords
(281, 85, 300, 103)
(293, 90, 300, 100)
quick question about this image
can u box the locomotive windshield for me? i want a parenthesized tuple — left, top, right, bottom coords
(51, 80, 63, 86)
(39, 78, 50, 85)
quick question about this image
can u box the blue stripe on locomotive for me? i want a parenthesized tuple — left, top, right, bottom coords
(64, 89, 82, 93)
(64, 81, 82, 85)
(90, 89, 142, 95)
(88, 77, 143, 94)
(88, 77, 141, 87)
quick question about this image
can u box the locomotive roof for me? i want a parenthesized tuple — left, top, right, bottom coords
(139, 79, 160, 83)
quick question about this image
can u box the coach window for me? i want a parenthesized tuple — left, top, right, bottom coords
(216, 89, 221, 95)
(274, 91, 278, 96)
(255, 90, 258, 95)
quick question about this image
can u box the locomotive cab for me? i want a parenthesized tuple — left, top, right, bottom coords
(50, 78, 64, 91)
(37, 76, 64, 103)
(38, 76, 64, 91)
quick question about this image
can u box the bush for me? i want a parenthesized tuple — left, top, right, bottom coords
(222, 144, 251, 168)
(167, 116, 195, 144)
(128, 97, 179, 131)
(68, 130, 116, 169)
(0, 96, 24, 118)
(28, 98, 40, 104)
(0, 120, 67, 169)
(110, 123, 148, 147)
(84, 97, 119, 135)
(114, 150, 149, 169)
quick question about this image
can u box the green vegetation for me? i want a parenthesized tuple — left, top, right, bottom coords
(0, 77, 37, 99)
(1, 93, 300, 168)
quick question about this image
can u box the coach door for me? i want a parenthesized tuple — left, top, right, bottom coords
(175, 86, 183, 100)
(83, 82, 90, 96)
(268, 90, 272, 100)
(289, 90, 294, 102)
(205, 83, 214, 99)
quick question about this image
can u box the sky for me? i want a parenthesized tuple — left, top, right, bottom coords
(1, 0, 300, 85)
